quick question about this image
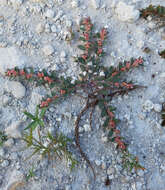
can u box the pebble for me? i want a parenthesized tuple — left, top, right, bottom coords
(10, 0, 23, 7)
(95, 160, 101, 166)
(51, 25, 57, 33)
(153, 104, 162, 113)
(42, 45, 54, 56)
(115, 2, 140, 22)
(83, 124, 91, 132)
(99, 71, 105, 77)
(1, 159, 9, 167)
(5, 81, 26, 99)
(107, 166, 115, 175)
(71, 0, 79, 8)
(36, 23, 44, 34)
(60, 51, 66, 58)
(142, 100, 154, 112)
(5, 121, 22, 139)
(44, 9, 55, 18)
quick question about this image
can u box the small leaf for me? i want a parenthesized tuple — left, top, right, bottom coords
(24, 121, 38, 131)
(24, 111, 36, 120)
(79, 37, 86, 42)
(108, 130, 113, 137)
(78, 45, 86, 51)
(40, 108, 47, 118)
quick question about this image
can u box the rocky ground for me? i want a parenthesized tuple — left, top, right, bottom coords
(1, 0, 165, 190)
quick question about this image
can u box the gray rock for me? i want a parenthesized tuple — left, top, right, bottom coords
(71, 0, 79, 8)
(42, 45, 54, 56)
(36, 23, 44, 34)
(44, 9, 55, 18)
(154, 104, 162, 113)
(5, 81, 26, 99)
(1, 159, 9, 167)
(115, 2, 140, 22)
(0, 46, 28, 75)
(5, 121, 22, 139)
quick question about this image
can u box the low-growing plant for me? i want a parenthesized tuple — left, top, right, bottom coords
(5, 17, 145, 180)
(140, 4, 165, 31)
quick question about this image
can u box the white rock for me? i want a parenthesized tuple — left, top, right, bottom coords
(154, 104, 162, 113)
(91, 0, 101, 9)
(115, 2, 140, 22)
(95, 160, 101, 166)
(60, 51, 66, 58)
(5, 121, 22, 139)
(0, 46, 28, 75)
(71, 0, 79, 8)
(5, 81, 26, 99)
(42, 45, 54, 56)
(142, 100, 154, 112)
(36, 23, 44, 34)
(51, 25, 57, 33)
(44, 9, 55, 18)
(83, 124, 91, 132)
(100, 71, 105, 77)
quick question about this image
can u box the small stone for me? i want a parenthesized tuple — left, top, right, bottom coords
(1, 160, 9, 167)
(154, 104, 162, 113)
(95, 160, 101, 166)
(91, 0, 101, 9)
(5, 121, 22, 139)
(101, 135, 108, 143)
(101, 162, 106, 170)
(42, 45, 54, 56)
(115, 2, 140, 22)
(5, 81, 26, 99)
(83, 124, 91, 132)
(56, 117, 62, 122)
(100, 71, 105, 77)
(142, 100, 154, 112)
(65, 185, 71, 190)
(107, 166, 115, 175)
(44, 9, 55, 18)
(60, 51, 66, 58)
(4, 138, 14, 147)
(51, 25, 57, 33)
(36, 23, 44, 34)
(71, 0, 79, 8)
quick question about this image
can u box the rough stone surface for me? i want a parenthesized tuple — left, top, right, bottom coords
(0, 47, 28, 75)
(5, 81, 26, 99)
(5, 121, 22, 139)
(115, 2, 140, 22)
(42, 45, 54, 56)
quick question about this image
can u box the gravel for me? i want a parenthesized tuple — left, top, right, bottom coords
(0, 0, 165, 189)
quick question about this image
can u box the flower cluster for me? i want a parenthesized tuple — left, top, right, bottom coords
(6, 68, 54, 85)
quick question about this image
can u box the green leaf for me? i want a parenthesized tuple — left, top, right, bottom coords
(24, 121, 38, 131)
(24, 111, 36, 120)
(103, 117, 110, 128)
(38, 120, 44, 127)
(35, 106, 39, 118)
(40, 108, 47, 118)
(101, 108, 108, 117)
(79, 37, 86, 42)
(78, 45, 86, 51)
(108, 130, 113, 137)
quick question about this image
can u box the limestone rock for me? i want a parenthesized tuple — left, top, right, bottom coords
(91, 0, 101, 9)
(5, 121, 22, 139)
(5, 81, 26, 99)
(0, 46, 28, 75)
(42, 45, 54, 56)
(115, 2, 140, 22)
